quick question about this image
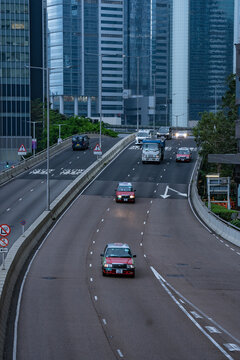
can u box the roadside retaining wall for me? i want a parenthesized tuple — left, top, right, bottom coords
(190, 158, 240, 247)
(0, 134, 135, 358)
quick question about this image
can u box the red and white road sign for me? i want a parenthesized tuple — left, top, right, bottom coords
(0, 237, 9, 247)
(93, 143, 102, 155)
(0, 224, 11, 237)
(18, 144, 27, 155)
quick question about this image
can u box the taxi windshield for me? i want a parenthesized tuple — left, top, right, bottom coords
(178, 149, 189, 155)
(117, 185, 133, 192)
(106, 248, 132, 257)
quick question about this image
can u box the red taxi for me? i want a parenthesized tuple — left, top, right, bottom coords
(101, 243, 136, 277)
(176, 147, 192, 162)
(115, 182, 135, 203)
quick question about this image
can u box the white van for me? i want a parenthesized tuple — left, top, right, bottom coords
(135, 129, 154, 145)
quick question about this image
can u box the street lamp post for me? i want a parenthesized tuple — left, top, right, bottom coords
(25, 64, 50, 211)
(173, 113, 185, 128)
(136, 56, 140, 132)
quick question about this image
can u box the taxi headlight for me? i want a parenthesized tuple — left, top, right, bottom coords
(130, 195, 135, 199)
(104, 263, 112, 268)
(117, 195, 122, 199)
(127, 265, 135, 269)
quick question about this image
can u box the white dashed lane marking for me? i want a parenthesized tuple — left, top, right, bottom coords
(117, 349, 124, 358)
(205, 326, 221, 334)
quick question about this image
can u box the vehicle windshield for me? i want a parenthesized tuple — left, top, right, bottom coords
(106, 248, 132, 257)
(178, 149, 189, 155)
(137, 132, 149, 137)
(117, 185, 133, 192)
(143, 143, 158, 150)
(158, 127, 169, 133)
(72, 136, 83, 142)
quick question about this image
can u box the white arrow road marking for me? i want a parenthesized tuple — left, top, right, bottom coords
(161, 185, 187, 198)
(160, 185, 171, 199)
(224, 344, 240, 352)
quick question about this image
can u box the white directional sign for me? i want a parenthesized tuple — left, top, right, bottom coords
(18, 144, 27, 155)
(0, 224, 11, 237)
(93, 143, 102, 156)
(0, 248, 8, 253)
(161, 185, 187, 199)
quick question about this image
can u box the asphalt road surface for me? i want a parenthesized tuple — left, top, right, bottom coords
(0, 136, 119, 250)
(8, 138, 240, 360)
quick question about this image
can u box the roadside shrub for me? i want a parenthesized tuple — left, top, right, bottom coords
(211, 203, 238, 222)
(230, 219, 240, 228)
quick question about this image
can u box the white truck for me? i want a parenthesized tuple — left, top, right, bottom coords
(141, 139, 165, 164)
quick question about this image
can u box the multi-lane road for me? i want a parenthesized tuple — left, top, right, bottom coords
(4, 137, 240, 359)
(0, 136, 119, 248)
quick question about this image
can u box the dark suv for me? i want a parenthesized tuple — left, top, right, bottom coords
(72, 134, 89, 150)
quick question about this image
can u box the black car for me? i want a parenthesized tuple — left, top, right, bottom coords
(157, 126, 172, 140)
(72, 134, 90, 150)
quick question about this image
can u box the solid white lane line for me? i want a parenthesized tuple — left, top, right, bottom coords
(151, 266, 234, 360)
(117, 349, 124, 358)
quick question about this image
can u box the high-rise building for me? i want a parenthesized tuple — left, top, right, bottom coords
(47, 0, 124, 124)
(124, 0, 171, 127)
(172, 0, 235, 127)
(0, 0, 32, 161)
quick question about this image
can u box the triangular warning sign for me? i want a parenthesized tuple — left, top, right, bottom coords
(93, 144, 102, 152)
(18, 144, 27, 152)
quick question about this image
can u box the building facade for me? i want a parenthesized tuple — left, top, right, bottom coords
(172, 0, 235, 127)
(0, 0, 32, 161)
(47, 0, 124, 124)
(124, 0, 171, 127)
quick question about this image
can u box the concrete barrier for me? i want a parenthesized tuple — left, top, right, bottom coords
(190, 158, 240, 247)
(0, 133, 135, 358)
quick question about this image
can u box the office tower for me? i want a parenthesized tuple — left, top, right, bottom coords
(124, 0, 171, 127)
(47, 0, 124, 124)
(172, 0, 235, 127)
(0, 0, 32, 161)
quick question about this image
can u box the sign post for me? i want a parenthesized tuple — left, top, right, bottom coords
(0, 237, 9, 270)
(20, 220, 26, 235)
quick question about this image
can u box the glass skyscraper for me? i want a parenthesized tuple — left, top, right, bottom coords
(124, 0, 171, 126)
(47, 0, 124, 123)
(189, 0, 234, 121)
(0, 0, 31, 161)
